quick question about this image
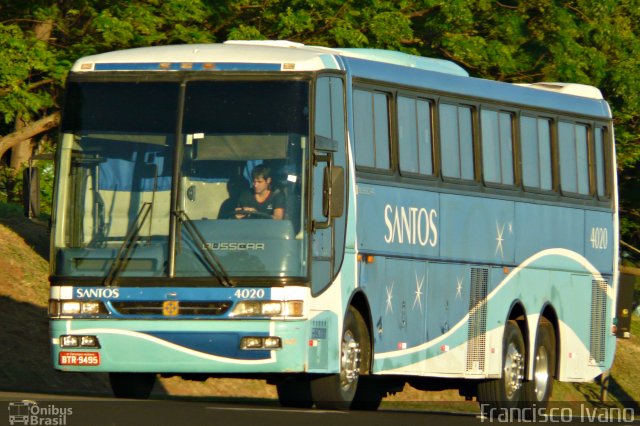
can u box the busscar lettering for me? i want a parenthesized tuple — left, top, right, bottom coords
(384, 204, 438, 247)
(203, 242, 265, 251)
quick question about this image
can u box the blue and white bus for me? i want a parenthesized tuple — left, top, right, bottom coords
(47, 40, 618, 410)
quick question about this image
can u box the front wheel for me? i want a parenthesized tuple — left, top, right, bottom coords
(311, 306, 370, 410)
(276, 377, 313, 408)
(109, 372, 156, 399)
(478, 321, 526, 411)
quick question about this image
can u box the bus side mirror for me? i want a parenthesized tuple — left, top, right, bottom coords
(314, 157, 344, 231)
(23, 167, 40, 218)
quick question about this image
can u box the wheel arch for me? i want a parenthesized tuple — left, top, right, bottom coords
(347, 289, 374, 373)
(507, 300, 530, 347)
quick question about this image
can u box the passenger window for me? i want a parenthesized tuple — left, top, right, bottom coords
(398, 96, 433, 176)
(594, 127, 607, 198)
(481, 109, 514, 185)
(440, 103, 474, 180)
(354, 89, 390, 170)
(559, 121, 590, 195)
(521, 116, 553, 191)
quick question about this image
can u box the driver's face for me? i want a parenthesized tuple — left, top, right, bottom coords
(253, 176, 270, 195)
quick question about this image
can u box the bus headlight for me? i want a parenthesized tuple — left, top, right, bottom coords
(61, 301, 81, 315)
(60, 334, 101, 348)
(61, 335, 79, 347)
(240, 336, 282, 350)
(49, 300, 107, 317)
(230, 300, 303, 318)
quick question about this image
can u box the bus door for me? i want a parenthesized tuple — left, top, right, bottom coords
(311, 76, 347, 294)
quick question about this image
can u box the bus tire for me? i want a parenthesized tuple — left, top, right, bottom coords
(350, 376, 384, 410)
(276, 377, 313, 408)
(311, 306, 369, 410)
(521, 320, 555, 409)
(109, 372, 156, 399)
(478, 321, 525, 412)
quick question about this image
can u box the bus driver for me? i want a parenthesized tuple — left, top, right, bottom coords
(235, 165, 285, 220)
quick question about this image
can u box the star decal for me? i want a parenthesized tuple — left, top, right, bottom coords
(385, 282, 394, 314)
(495, 221, 505, 259)
(455, 276, 463, 299)
(413, 272, 425, 313)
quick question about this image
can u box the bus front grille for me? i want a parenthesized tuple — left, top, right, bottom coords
(110, 301, 232, 316)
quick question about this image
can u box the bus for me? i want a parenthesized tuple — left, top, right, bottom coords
(46, 40, 618, 411)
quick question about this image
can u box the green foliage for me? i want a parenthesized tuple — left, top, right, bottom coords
(0, 24, 62, 124)
(0, 0, 638, 242)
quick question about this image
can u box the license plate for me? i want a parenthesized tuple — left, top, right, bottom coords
(59, 351, 100, 366)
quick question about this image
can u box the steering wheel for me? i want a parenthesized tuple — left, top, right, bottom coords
(235, 209, 273, 219)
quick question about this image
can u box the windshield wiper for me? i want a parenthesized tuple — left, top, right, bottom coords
(103, 202, 152, 287)
(176, 210, 234, 287)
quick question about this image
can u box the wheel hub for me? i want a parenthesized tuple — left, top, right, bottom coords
(340, 330, 361, 390)
(504, 342, 525, 399)
(533, 345, 549, 400)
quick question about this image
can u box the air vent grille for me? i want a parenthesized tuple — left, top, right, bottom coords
(589, 279, 608, 365)
(466, 268, 488, 373)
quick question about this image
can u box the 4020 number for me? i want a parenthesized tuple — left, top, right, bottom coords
(234, 289, 265, 299)
(590, 227, 608, 250)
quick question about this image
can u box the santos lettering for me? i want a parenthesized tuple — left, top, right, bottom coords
(75, 288, 120, 299)
(384, 205, 438, 247)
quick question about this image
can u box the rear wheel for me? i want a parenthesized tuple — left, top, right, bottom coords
(478, 321, 525, 412)
(311, 306, 370, 410)
(109, 372, 156, 399)
(522, 320, 556, 409)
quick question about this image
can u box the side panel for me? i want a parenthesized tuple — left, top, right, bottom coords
(354, 182, 615, 381)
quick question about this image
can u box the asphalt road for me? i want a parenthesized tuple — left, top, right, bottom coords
(1, 391, 485, 426)
(3, 391, 639, 426)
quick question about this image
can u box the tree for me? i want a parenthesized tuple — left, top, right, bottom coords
(0, 0, 218, 202)
(408, 0, 640, 245)
(0, 0, 638, 246)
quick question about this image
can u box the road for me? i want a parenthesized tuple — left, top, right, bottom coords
(3, 391, 639, 425)
(1, 391, 485, 426)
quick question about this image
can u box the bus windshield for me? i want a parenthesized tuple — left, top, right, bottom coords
(53, 79, 310, 283)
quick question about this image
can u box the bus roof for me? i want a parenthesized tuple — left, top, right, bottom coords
(71, 41, 611, 119)
(71, 40, 468, 76)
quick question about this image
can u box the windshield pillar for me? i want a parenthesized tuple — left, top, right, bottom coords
(167, 81, 187, 278)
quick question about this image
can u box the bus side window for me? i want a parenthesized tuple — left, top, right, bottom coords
(440, 102, 474, 180)
(398, 96, 434, 176)
(481, 109, 514, 185)
(594, 126, 608, 198)
(521, 115, 553, 191)
(353, 89, 390, 170)
(558, 121, 590, 195)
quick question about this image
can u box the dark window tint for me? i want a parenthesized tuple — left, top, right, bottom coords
(62, 82, 179, 133)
